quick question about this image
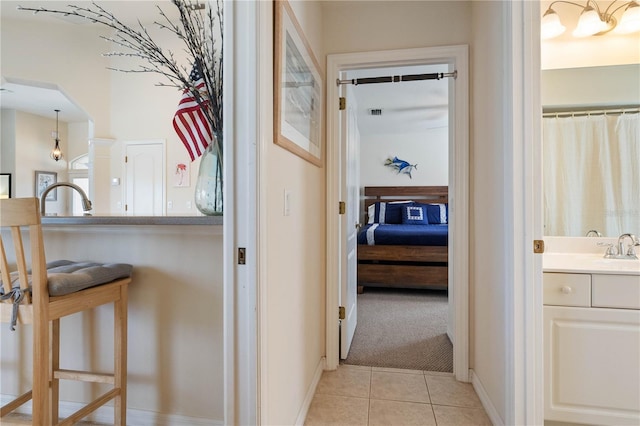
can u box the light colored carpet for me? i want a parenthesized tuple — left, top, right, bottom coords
(343, 287, 453, 372)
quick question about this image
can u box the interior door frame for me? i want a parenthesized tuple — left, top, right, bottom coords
(326, 45, 470, 382)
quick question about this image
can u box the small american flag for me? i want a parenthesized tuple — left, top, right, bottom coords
(173, 66, 212, 161)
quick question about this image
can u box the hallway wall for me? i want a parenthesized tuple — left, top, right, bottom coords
(262, 1, 327, 424)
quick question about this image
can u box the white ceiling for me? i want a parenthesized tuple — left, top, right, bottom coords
(347, 64, 450, 136)
(0, 1, 179, 122)
(1, 77, 91, 123)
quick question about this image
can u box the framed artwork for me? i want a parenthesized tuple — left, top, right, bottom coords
(174, 162, 190, 187)
(274, 0, 323, 167)
(0, 173, 10, 199)
(35, 170, 57, 201)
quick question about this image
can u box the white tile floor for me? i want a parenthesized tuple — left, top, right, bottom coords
(305, 364, 492, 426)
(5, 365, 492, 425)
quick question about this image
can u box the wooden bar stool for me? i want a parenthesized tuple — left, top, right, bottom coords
(0, 198, 133, 425)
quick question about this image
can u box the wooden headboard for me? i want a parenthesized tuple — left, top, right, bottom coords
(363, 186, 448, 222)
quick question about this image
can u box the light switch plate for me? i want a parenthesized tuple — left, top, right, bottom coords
(284, 190, 291, 216)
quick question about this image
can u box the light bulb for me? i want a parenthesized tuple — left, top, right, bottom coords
(541, 8, 566, 39)
(573, 5, 607, 37)
(614, 2, 640, 33)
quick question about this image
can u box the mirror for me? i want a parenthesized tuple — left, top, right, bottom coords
(541, 64, 639, 237)
(540, 0, 640, 237)
(0, 1, 207, 216)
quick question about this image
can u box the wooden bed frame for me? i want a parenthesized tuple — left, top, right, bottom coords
(358, 186, 448, 290)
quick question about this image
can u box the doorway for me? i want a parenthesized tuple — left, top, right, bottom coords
(326, 45, 470, 382)
(341, 63, 452, 371)
(124, 140, 166, 216)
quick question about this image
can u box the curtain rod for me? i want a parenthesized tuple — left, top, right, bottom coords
(542, 105, 640, 117)
(336, 71, 457, 86)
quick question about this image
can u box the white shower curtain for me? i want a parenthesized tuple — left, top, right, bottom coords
(543, 112, 640, 237)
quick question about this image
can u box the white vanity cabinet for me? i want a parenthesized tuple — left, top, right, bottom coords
(544, 272, 640, 426)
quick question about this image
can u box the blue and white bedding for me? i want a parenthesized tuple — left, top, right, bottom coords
(360, 200, 449, 246)
(358, 223, 448, 246)
(367, 201, 448, 225)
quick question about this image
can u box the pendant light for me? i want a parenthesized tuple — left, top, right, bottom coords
(51, 109, 64, 161)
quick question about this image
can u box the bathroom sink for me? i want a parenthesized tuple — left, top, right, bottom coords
(543, 253, 640, 275)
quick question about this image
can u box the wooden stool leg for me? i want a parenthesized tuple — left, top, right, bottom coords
(114, 285, 128, 425)
(32, 309, 50, 425)
(51, 319, 60, 424)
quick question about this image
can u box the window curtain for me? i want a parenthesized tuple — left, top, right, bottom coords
(543, 113, 640, 237)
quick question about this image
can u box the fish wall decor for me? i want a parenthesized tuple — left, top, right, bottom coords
(384, 156, 418, 179)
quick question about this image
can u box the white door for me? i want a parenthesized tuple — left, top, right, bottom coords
(125, 141, 165, 216)
(340, 83, 360, 359)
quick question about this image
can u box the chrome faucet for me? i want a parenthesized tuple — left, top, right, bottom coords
(617, 233, 640, 260)
(585, 229, 602, 237)
(40, 182, 92, 216)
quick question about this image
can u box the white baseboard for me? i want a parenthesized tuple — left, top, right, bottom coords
(294, 357, 326, 426)
(470, 369, 504, 426)
(0, 395, 223, 426)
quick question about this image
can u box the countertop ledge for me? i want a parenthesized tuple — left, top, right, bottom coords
(543, 253, 640, 276)
(41, 215, 222, 226)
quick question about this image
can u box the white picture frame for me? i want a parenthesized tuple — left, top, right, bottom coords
(35, 170, 57, 201)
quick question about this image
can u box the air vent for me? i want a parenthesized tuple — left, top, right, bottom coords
(369, 109, 383, 116)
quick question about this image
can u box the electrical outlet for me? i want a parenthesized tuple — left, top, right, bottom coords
(186, 201, 192, 209)
(167, 201, 173, 209)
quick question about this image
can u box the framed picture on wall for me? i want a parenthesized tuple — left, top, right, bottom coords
(35, 170, 57, 201)
(173, 162, 190, 187)
(0, 173, 10, 199)
(273, 0, 324, 167)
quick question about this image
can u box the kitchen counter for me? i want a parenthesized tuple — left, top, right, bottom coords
(41, 215, 222, 226)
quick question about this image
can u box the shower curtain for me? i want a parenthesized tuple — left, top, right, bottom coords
(543, 112, 639, 237)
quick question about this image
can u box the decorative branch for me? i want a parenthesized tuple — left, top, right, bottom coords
(18, 0, 223, 156)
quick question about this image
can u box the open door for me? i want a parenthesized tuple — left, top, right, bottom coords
(340, 83, 360, 359)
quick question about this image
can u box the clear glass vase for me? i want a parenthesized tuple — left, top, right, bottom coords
(194, 137, 223, 216)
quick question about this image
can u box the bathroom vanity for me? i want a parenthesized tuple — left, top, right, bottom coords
(543, 239, 640, 426)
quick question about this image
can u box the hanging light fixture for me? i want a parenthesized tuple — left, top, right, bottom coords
(615, 1, 640, 33)
(51, 109, 64, 161)
(541, 0, 640, 39)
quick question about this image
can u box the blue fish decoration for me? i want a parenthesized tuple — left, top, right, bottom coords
(385, 156, 418, 179)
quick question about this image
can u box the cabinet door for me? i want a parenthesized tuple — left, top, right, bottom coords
(544, 306, 640, 425)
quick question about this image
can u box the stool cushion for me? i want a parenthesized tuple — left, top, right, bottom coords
(46, 260, 133, 297)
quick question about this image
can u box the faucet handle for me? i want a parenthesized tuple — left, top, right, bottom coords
(597, 242, 617, 258)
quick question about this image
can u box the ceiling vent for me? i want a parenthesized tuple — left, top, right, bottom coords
(369, 108, 383, 116)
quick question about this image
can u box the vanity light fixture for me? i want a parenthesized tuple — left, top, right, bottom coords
(50, 109, 64, 162)
(541, 0, 640, 39)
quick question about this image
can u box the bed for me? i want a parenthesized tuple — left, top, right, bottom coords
(357, 186, 448, 290)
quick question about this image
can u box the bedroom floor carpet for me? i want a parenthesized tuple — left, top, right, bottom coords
(343, 287, 453, 372)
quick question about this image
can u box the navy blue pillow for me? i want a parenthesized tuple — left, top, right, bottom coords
(412, 203, 448, 224)
(385, 202, 412, 224)
(368, 201, 413, 224)
(426, 203, 448, 224)
(401, 204, 429, 225)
